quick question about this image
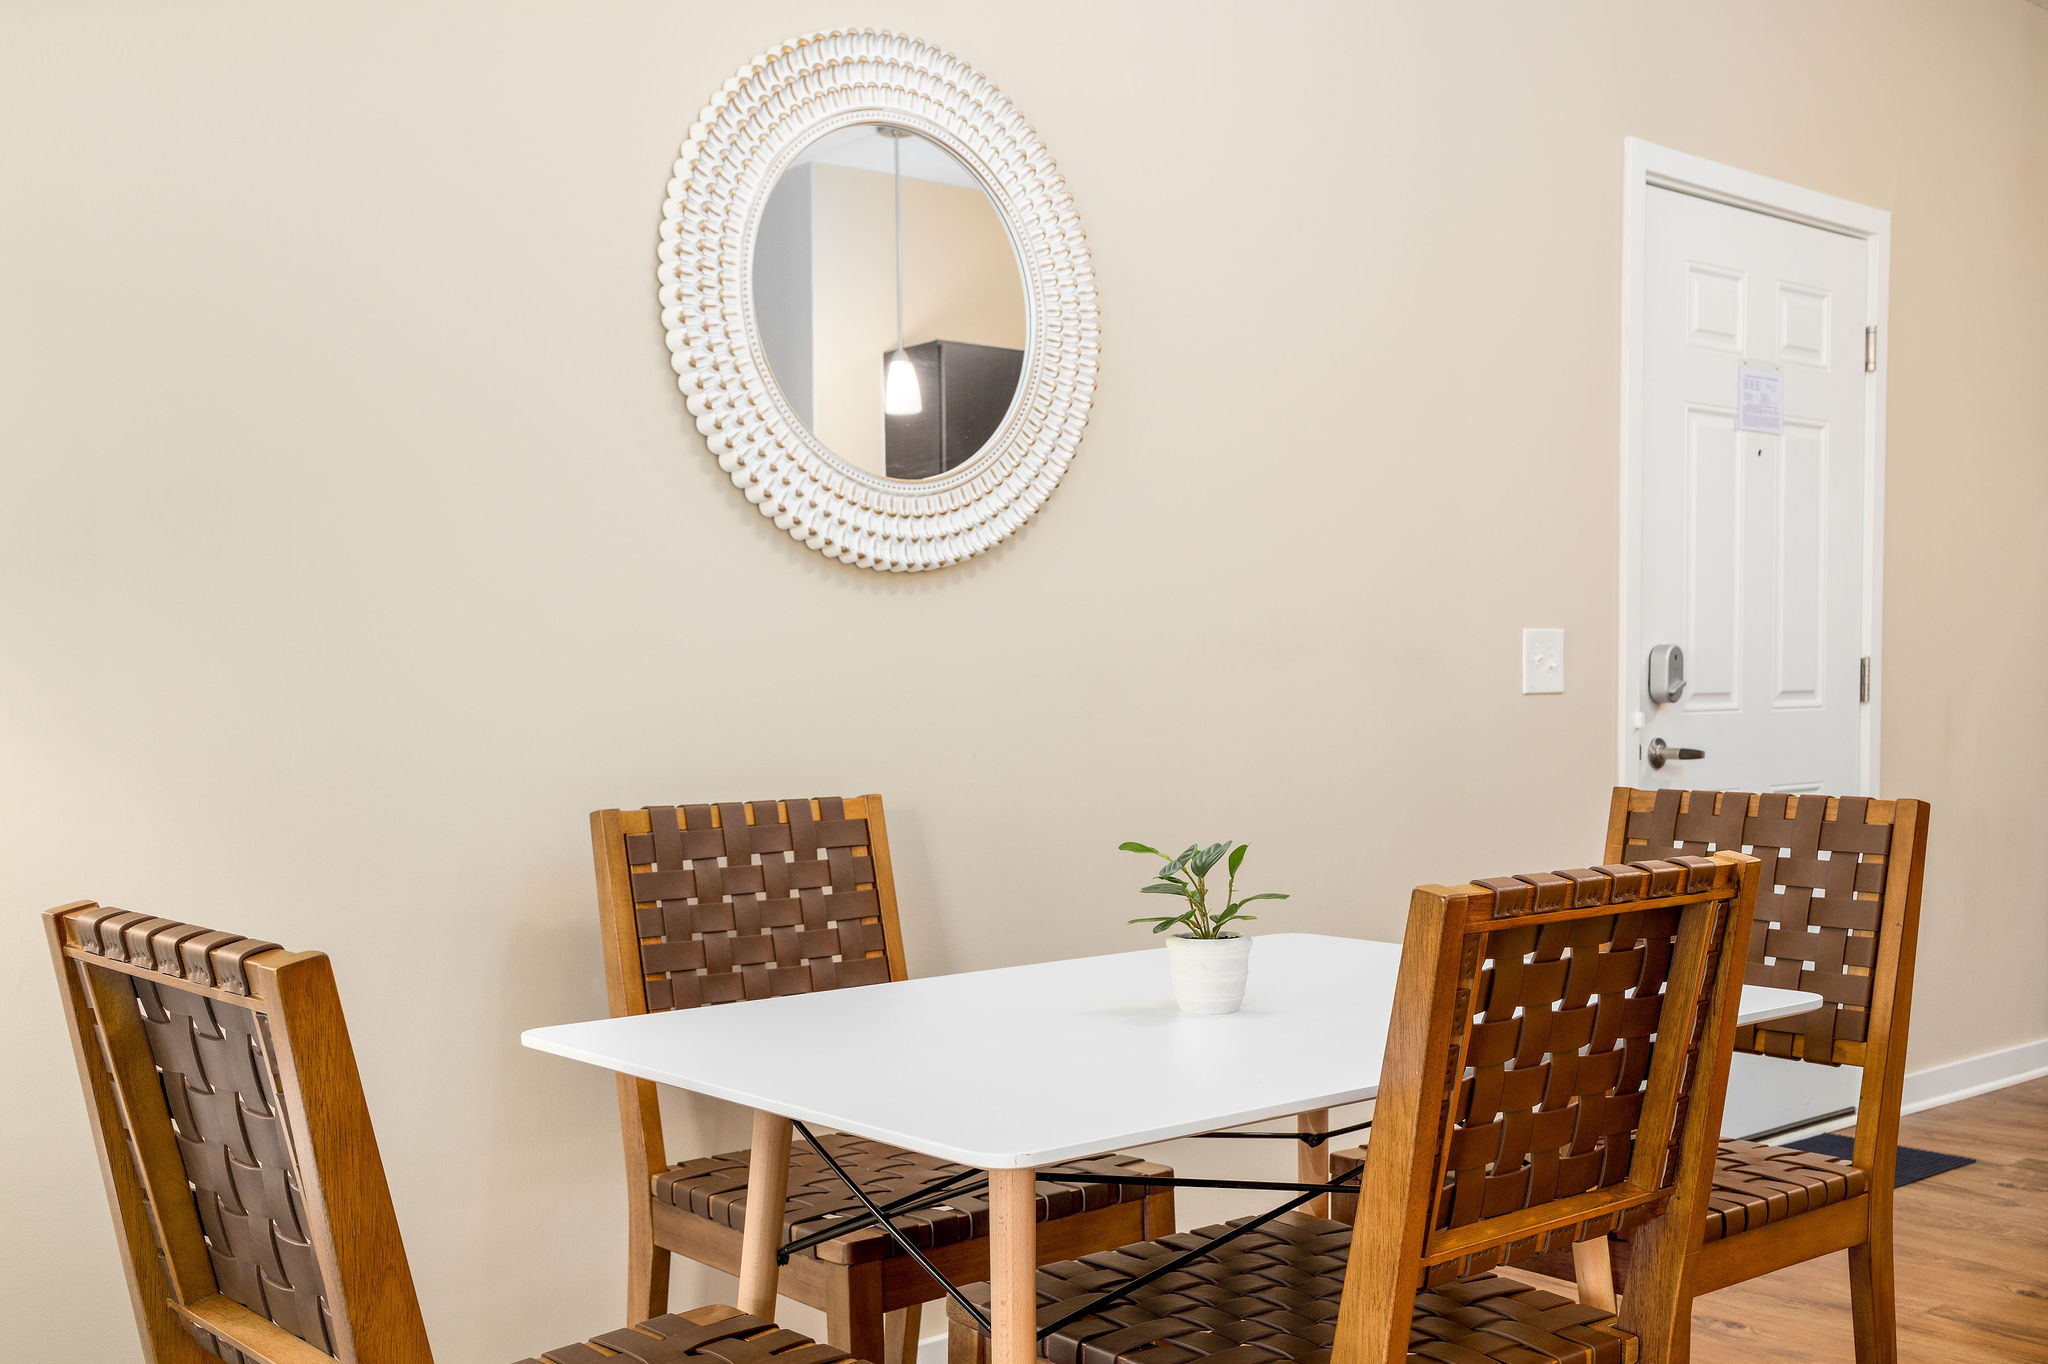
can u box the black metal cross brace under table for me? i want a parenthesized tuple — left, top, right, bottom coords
(787, 1120, 1367, 1340)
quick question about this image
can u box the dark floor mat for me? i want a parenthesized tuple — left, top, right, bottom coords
(1787, 1131, 1974, 1187)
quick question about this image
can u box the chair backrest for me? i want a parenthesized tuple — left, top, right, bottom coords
(588, 797, 909, 1201)
(590, 797, 908, 1018)
(1332, 852, 1760, 1364)
(45, 903, 430, 1364)
(1607, 788, 1930, 1071)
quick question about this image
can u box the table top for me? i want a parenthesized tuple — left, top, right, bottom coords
(522, 933, 1822, 1169)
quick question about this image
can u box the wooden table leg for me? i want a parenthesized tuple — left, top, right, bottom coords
(737, 1109, 793, 1319)
(987, 1167, 1039, 1364)
(1298, 1109, 1330, 1218)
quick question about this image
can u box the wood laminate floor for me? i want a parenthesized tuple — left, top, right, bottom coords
(1518, 1076, 2048, 1361)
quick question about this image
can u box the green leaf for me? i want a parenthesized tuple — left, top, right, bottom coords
(1141, 882, 1193, 896)
(1152, 919, 1181, 933)
(1229, 892, 1290, 910)
(1190, 841, 1231, 877)
(1118, 841, 1167, 858)
(1126, 915, 1176, 926)
(1227, 843, 1248, 878)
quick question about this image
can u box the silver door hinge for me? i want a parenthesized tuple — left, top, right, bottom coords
(1865, 326, 1877, 373)
(1859, 656, 1872, 703)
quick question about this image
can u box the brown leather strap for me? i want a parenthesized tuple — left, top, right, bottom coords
(62, 905, 280, 997)
(1417, 856, 1746, 1280)
(1440, 903, 1682, 1241)
(55, 904, 329, 1352)
(516, 1308, 861, 1364)
(1622, 788, 1899, 1063)
(963, 1218, 1631, 1364)
(134, 979, 332, 1349)
(1703, 1138, 1869, 1241)
(626, 799, 895, 1011)
(654, 1138, 1154, 1264)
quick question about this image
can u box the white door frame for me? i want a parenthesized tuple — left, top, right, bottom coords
(1618, 138, 1892, 792)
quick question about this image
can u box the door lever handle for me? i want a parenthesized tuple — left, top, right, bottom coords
(1646, 737, 1705, 770)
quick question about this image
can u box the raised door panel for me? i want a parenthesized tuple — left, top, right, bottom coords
(1684, 406, 1744, 713)
(1773, 419, 1829, 708)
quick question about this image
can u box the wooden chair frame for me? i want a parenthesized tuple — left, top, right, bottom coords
(1330, 851, 1762, 1364)
(592, 796, 1173, 1363)
(1579, 789, 1932, 1363)
(48, 900, 891, 1364)
(950, 854, 1763, 1364)
(46, 902, 432, 1364)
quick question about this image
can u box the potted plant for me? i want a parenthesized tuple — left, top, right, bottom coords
(1119, 839, 1288, 1014)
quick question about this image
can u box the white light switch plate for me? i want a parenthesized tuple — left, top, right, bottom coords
(1523, 628, 1565, 694)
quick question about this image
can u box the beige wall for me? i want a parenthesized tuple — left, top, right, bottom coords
(809, 163, 1028, 473)
(2, 2, 2044, 1360)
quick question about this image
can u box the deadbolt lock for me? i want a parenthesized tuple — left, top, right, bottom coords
(1648, 644, 1687, 704)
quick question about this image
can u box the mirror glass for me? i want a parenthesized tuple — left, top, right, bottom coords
(753, 123, 1028, 481)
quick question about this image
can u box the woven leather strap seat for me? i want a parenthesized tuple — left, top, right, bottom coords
(517, 1307, 861, 1364)
(1703, 1139, 1869, 1242)
(962, 1217, 1634, 1364)
(656, 1136, 1154, 1264)
(1341, 1136, 1871, 1251)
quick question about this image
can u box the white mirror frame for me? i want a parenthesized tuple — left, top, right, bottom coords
(658, 30, 1098, 572)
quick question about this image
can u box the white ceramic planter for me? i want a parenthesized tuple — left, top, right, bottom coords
(1166, 933, 1253, 1014)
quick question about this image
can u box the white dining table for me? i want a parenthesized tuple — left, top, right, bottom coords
(523, 933, 1820, 1364)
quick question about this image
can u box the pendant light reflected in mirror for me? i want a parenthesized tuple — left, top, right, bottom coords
(879, 125, 922, 416)
(883, 351, 921, 414)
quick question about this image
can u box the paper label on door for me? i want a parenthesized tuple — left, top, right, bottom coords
(1738, 366, 1783, 434)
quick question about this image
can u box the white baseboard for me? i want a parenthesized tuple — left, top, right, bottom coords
(917, 1333, 947, 1364)
(1900, 1035, 2048, 1114)
(1766, 1034, 2048, 1145)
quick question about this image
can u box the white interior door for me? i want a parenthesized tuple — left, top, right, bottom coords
(1633, 185, 1877, 1136)
(1636, 186, 1872, 795)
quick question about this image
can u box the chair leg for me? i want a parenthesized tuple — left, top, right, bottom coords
(886, 1303, 923, 1364)
(826, 1262, 888, 1364)
(1572, 1236, 1618, 1315)
(1849, 1132, 1899, 1364)
(1848, 1217, 1897, 1363)
(1143, 1185, 1176, 1239)
(628, 1233, 670, 1323)
(946, 1309, 990, 1364)
(1616, 1213, 1694, 1364)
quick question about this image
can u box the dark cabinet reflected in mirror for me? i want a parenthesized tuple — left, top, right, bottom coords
(882, 340, 1025, 479)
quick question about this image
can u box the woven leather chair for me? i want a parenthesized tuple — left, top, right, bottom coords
(1572, 790, 1929, 1361)
(953, 852, 1763, 1364)
(45, 901, 859, 1364)
(1336, 789, 1931, 1361)
(593, 798, 1174, 1363)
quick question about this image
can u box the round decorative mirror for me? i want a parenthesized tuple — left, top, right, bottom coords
(657, 31, 1097, 571)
